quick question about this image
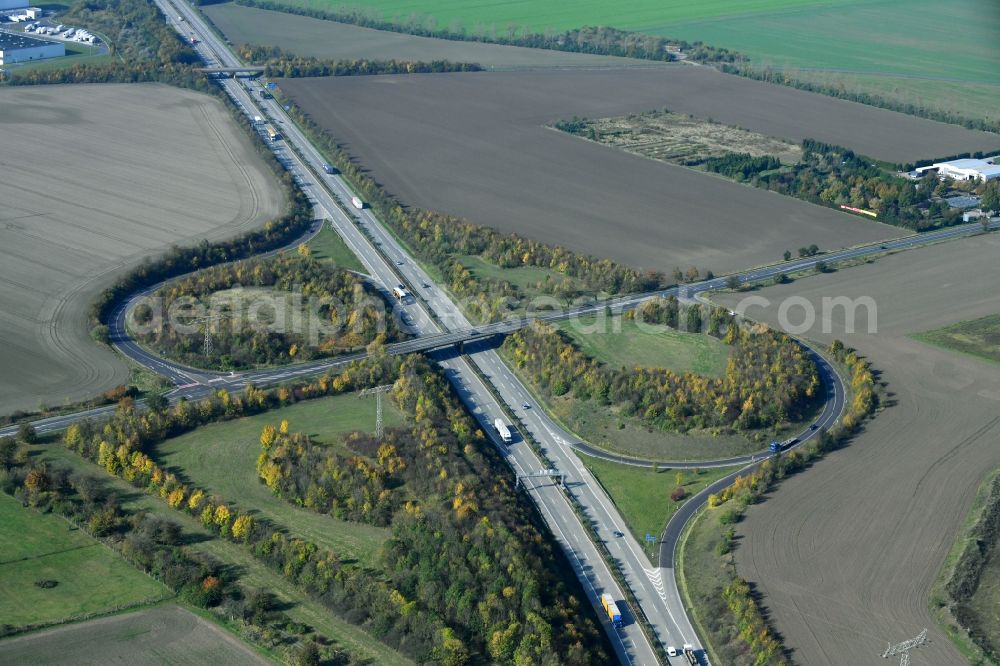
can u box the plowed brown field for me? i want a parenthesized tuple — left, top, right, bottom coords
(280, 69, 996, 275)
(0, 84, 284, 416)
(714, 234, 1000, 665)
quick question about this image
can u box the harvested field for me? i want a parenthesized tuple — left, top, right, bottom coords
(0, 604, 268, 665)
(567, 110, 803, 165)
(0, 84, 284, 416)
(713, 234, 1000, 665)
(204, 3, 669, 70)
(279, 69, 995, 274)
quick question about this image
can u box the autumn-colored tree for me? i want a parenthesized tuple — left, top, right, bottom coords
(231, 514, 254, 541)
(24, 468, 48, 492)
(260, 424, 277, 449)
(188, 488, 206, 512)
(167, 487, 186, 509)
(213, 504, 231, 528)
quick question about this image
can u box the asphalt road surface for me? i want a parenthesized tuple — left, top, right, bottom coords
(5, 4, 998, 663)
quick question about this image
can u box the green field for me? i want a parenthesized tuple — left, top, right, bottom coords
(0, 493, 168, 630)
(501, 343, 759, 460)
(558, 315, 731, 377)
(581, 456, 737, 557)
(269, 0, 859, 32)
(154, 393, 404, 563)
(268, 0, 999, 123)
(307, 225, 366, 273)
(913, 314, 1000, 365)
(29, 437, 413, 664)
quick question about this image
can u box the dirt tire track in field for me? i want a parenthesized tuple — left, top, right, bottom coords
(192, 99, 263, 231)
(911, 415, 1000, 498)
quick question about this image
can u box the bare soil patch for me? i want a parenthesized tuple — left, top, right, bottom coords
(0, 604, 268, 664)
(713, 234, 1000, 665)
(571, 110, 803, 165)
(0, 84, 284, 415)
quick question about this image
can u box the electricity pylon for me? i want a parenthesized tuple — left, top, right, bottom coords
(193, 314, 228, 357)
(359, 384, 393, 440)
(882, 628, 927, 665)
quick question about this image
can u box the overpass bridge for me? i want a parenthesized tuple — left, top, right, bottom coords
(198, 66, 265, 76)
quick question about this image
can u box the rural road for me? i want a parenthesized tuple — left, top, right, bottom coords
(5, 3, 999, 663)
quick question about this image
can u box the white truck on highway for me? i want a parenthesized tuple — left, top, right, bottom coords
(351, 196, 364, 210)
(392, 285, 410, 302)
(494, 418, 512, 444)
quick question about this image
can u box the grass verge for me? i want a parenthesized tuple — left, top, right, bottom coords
(929, 466, 1000, 665)
(580, 456, 738, 557)
(913, 313, 1000, 366)
(307, 224, 366, 273)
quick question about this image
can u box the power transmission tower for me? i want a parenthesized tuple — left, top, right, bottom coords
(193, 314, 227, 357)
(882, 628, 927, 665)
(359, 384, 392, 440)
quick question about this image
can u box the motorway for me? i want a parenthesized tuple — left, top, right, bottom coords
(155, 2, 665, 663)
(4, 4, 998, 663)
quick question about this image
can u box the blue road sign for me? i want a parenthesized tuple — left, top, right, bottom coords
(645, 533, 655, 542)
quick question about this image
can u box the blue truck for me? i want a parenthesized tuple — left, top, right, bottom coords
(770, 437, 799, 454)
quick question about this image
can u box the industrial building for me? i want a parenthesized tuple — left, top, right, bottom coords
(915, 158, 1000, 182)
(0, 0, 27, 10)
(0, 30, 64, 64)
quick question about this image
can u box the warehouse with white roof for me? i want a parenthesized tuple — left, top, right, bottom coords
(0, 30, 63, 64)
(916, 158, 1000, 182)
